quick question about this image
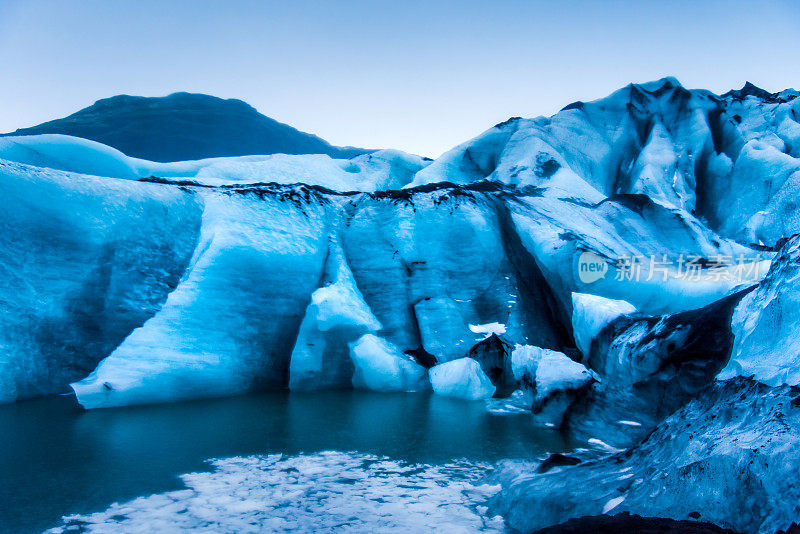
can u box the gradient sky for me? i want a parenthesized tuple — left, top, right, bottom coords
(1, 0, 799, 157)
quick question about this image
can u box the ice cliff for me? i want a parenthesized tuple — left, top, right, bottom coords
(2, 77, 800, 531)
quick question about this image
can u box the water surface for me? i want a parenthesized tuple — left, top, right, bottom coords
(0, 390, 565, 532)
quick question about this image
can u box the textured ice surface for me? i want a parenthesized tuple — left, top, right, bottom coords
(719, 235, 800, 386)
(349, 334, 428, 392)
(491, 378, 800, 534)
(0, 161, 201, 403)
(507, 189, 759, 316)
(570, 293, 636, 360)
(338, 185, 567, 356)
(414, 297, 478, 363)
(429, 358, 496, 400)
(563, 289, 748, 449)
(409, 78, 800, 247)
(532, 350, 594, 401)
(46, 451, 504, 533)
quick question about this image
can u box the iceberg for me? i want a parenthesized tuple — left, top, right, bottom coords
(429, 358, 496, 400)
(349, 334, 428, 392)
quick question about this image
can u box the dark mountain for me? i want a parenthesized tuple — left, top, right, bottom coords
(4, 92, 367, 162)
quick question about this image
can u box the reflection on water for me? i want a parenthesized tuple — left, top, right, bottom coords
(0, 390, 565, 533)
(48, 452, 505, 533)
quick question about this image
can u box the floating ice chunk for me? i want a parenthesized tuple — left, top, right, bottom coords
(617, 420, 642, 427)
(571, 293, 636, 359)
(429, 358, 496, 400)
(349, 334, 428, 392)
(468, 322, 507, 339)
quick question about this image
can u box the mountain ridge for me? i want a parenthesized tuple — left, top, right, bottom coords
(3, 91, 368, 162)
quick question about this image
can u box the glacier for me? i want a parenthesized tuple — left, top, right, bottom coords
(2, 77, 800, 532)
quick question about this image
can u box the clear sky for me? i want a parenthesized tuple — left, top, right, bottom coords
(1, 0, 798, 158)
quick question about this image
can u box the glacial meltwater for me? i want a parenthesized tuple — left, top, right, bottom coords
(0, 390, 566, 533)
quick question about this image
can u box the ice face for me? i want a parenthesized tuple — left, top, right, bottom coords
(0, 161, 201, 403)
(349, 334, 428, 392)
(428, 357, 496, 400)
(4, 80, 800, 533)
(719, 235, 800, 386)
(290, 236, 382, 391)
(338, 186, 568, 356)
(71, 189, 330, 408)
